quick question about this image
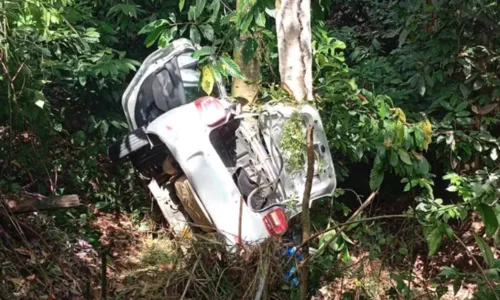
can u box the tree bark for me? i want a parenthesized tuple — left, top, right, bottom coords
(275, 0, 313, 101)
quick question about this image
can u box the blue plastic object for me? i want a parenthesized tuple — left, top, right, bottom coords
(283, 246, 302, 287)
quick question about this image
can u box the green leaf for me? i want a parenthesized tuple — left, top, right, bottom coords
(255, 12, 266, 27)
(79, 76, 87, 86)
(110, 120, 123, 129)
(144, 26, 164, 47)
(242, 38, 258, 65)
(398, 148, 412, 165)
(139, 19, 167, 35)
(35, 99, 45, 109)
(474, 234, 494, 267)
(241, 14, 254, 34)
(491, 148, 498, 161)
(100, 120, 109, 137)
(341, 232, 354, 244)
(168, 13, 176, 23)
(188, 6, 196, 21)
(389, 149, 398, 167)
(398, 28, 410, 47)
(199, 24, 214, 41)
(446, 133, 454, 145)
(477, 204, 499, 237)
(473, 141, 483, 152)
(453, 278, 462, 295)
(417, 157, 430, 175)
(424, 73, 434, 88)
(95, 201, 108, 210)
(455, 101, 468, 111)
(190, 25, 201, 45)
(34, 91, 46, 108)
(179, 0, 185, 11)
(439, 266, 459, 277)
(195, 0, 207, 19)
(208, 0, 220, 23)
(192, 46, 215, 58)
(53, 123, 62, 132)
(455, 110, 470, 117)
(418, 76, 426, 96)
(459, 84, 469, 99)
(369, 167, 384, 191)
(441, 100, 454, 111)
(426, 226, 443, 256)
(347, 78, 357, 90)
(414, 126, 425, 149)
(219, 56, 244, 79)
(473, 79, 484, 91)
(372, 38, 380, 50)
(88, 116, 101, 132)
(484, 269, 500, 281)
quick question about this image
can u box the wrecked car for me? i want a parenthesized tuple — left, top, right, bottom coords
(108, 38, 336, 246)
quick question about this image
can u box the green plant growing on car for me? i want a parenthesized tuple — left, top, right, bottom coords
(280, 111, 307, 172)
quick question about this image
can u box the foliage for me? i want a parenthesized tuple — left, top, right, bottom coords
(280, 111, 307, 172)
(2, 0, 500, 298)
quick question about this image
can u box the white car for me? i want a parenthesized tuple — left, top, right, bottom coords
(109, 39, 336, 246)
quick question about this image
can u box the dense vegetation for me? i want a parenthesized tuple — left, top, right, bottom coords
(1, 0, 500, 299)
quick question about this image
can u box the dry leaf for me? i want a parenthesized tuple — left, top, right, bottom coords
(412, 151, 423, 160)
(26, 274, 36, 284)
(159, 261, 174, 271)
(14, 248, 32, 256)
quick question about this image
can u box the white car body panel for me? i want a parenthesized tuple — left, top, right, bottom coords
(146, 100, 270, 245)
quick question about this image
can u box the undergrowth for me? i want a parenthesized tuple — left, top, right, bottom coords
(2, 0, 500, 299)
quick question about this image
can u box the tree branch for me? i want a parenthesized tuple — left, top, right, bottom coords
(312, 191, 378, 258)
(299, 125, 314, 300)
(453, 232, 499, 300)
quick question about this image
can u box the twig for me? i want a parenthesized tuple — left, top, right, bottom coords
(453, 232, 499, 300)
(238, 195, 243, 249)
(254, 260, 269, 300)
(10, 61, 24, 83)
(0, 202, 81, 291)
(299, 214, 413, 266)
(342, 188, 364, 206)
(300, 125, 314, 300)
(312, 191, 378, 257)
(101, 247, 108, 300)
(180, 256, 201, 300)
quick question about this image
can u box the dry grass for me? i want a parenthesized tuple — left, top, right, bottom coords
(1, 203, 491, 300)
(0, 208, 289, 300)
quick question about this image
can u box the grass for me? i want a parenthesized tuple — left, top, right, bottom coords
(0, 207, 290, 300)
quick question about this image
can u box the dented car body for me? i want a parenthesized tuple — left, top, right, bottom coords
(109, 39, 336, 245)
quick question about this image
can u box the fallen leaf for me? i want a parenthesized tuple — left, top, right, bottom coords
(26, 274, 36, 284)
(159, 261, 174, 271)
(8, 277, 25, 287)
(14, 248, 32, 256)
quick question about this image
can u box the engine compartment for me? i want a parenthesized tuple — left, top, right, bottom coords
(209, 118, 283, 210)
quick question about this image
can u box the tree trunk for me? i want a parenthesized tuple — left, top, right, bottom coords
(231, 0, 261, 105)
(275, 0, 313, 101)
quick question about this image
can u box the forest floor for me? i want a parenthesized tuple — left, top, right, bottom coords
(1, 194, 496, 300)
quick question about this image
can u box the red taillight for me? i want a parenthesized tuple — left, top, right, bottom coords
(263, 208, 288, 236)
(194, 96, 227, 127)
